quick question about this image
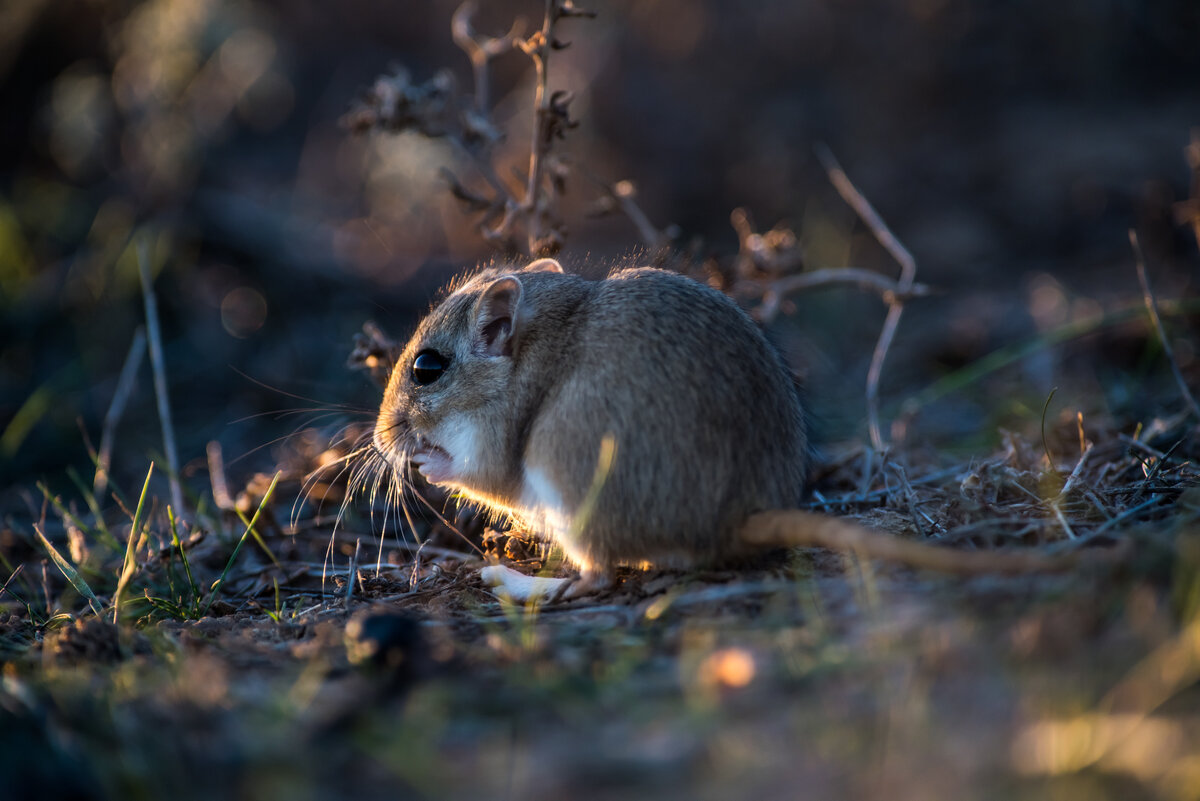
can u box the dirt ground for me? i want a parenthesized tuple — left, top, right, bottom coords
(4, 413, 1199, 800)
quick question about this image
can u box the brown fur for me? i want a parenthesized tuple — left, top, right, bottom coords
(740, 511, 1104, 574)
(376, 260, 808, 577)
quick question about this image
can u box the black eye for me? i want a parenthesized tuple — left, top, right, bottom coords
(412, 350, 449, 385)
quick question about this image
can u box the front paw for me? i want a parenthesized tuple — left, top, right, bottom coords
(480, 564, 571, 604)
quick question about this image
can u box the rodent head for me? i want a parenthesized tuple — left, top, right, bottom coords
(373, 258, 565, 500)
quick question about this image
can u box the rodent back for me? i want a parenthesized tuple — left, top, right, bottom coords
(518, 267, 808, 564)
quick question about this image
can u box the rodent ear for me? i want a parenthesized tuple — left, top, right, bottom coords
(474, 275, 523, 357)
(524, 258, 563, 274)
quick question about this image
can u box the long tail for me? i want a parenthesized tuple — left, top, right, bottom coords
(740, 510, 1119, 575)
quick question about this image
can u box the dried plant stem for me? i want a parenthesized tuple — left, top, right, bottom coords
(739, 267, 930, 322)
(574, 165, 672, 254)
(137, 240, 186, 519)
(1177, 130, 1200, 250)
(816, 144, 918, 451)
(615, 192, 669, 253)
(1130, 229, 1200, 421)
(520, 1, 555, 254)
(345, 537, 361, 608)
(94, 326, 146, 505)
(604, 180, 670, 254)
(1050, 502, 1077, 540)
(207, 440, 235, 511)
(752, 267, 927, 300)
(1057, 444, 1094, 500)
(451, 2, 522, 114)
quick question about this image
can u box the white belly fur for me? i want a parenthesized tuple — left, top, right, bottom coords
(519, 466, 592, 569)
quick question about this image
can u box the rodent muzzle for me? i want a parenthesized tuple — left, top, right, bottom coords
(372, 408, 410, 460)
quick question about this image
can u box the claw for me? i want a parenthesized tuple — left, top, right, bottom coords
(551, 568, 613, 601)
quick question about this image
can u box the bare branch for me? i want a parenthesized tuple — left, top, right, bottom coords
(451, 2, 525, 114)
(518, 3, 557, 255)
(736, 268, 931, 322)
(815, 143, 919, 452)
(578, 167, 674, 254)
(608, 180, 671, 254)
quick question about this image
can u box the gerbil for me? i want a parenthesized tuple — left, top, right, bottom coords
(374, 258, 1088, 601)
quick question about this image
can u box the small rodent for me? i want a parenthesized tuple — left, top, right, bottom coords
(374, 258, 1085, 600)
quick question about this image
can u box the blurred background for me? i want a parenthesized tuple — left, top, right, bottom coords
(1, 0, 1198, 499)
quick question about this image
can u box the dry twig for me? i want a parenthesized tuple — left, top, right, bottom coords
(1130, 229, 1200, 421)
(137, 240, 185, 519)
(451, 2, 524, 115)
(94, 326, 146, 505)
(815, 144, 919, 451)
(736, 266, 930, 323)
(1175, 130, 1200, 251)
(516, 0, 591, 255)
(580, 171, 675, 255)
(207, 440, 235, 511)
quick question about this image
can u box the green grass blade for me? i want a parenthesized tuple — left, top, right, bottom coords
(1039, 387, 1058, 470)
(164, 542, 178, 603)
(0, 552, 39, 621)
(0, 550, 34, 597)
(262, 578, 282, 624)
(168, 505, 200, 607)
(114, 463, 154, 623)
(34, 525, 103, 617)
(37, 482, 94, 539)
(236, 508, 284, 573)
(65, 465, 119, 549)
(0, 563, 24, 600)
(0, 564, 35, 622)
(204, 471, 281, 617)
(141, 594, 188, 619)
(43, 612, 75, 630)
